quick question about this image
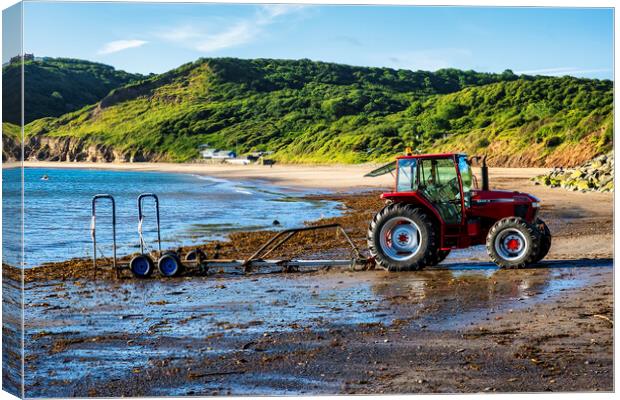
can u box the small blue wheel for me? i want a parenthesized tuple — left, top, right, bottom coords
(158, 253, 182, 277)
(130, 254, 154, 278)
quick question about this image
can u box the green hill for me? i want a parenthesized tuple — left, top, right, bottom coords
(2, 122, 21, 162)
(2, 122, 20, 140)
(2, 57, 143, 124)
(18, 58, 613, 166)
(413, 77, 612, 166)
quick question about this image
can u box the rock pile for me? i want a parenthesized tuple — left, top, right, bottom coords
(533, 152, 614, 192)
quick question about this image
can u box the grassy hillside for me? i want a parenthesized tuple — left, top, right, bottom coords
(22, 58, 613, 165)
(3, 58, 143, 124)
(3, 122, 20, 140)
(2, 122, 21, 162)
(417, 77, 612, 166)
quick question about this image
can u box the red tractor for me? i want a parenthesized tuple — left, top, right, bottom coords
(366, 152, 551, 271)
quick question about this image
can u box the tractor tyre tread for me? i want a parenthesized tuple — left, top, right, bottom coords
(532, 218, 551, 263)
(486, 217, 540, 269)
(367, 203, 437, 272)
(428, 249, 451, 266)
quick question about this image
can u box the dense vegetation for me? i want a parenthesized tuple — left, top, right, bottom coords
(2, 58, 143, 124)
(408, 77, 612, 165)
(3, 122, 20, 140)
(19, 58, 614, 165)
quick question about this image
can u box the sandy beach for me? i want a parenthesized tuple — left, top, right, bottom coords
(22, 161, 553, 190)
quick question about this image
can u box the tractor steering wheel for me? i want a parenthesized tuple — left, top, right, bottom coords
(446, 177, 461, 197)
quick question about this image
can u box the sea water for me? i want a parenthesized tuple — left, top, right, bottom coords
(2, 167, 343, 268)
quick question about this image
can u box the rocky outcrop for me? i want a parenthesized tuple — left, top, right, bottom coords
(2, 134, 162, 163)
(2, 135, 21, 162)
(533, 152, 614, 192)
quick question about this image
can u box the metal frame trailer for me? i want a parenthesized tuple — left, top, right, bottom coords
(91, 193, 371, 279)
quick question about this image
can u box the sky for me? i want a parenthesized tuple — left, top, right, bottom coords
(9, 2, 614, 79)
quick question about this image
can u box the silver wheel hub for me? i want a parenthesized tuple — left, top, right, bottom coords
(494, 228, 528, 261)
(379, 217, 422, 262)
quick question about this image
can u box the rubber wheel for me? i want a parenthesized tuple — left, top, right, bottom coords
(130, 254, 154, 278)
(367, 203, 437, 272)
(186, 249, 209, 274)
(428, 249, 451, 266)
(486, 217, 540, 269)
(158, 252, 183, 277)
(532, 218, 551, 263)
(185, 249, 204, 262)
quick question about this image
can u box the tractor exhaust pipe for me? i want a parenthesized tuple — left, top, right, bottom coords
(468, 155, 490, 190)
(481, 155, 489, 191)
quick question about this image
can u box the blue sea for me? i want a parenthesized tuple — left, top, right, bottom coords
(2, 168, 343, 268)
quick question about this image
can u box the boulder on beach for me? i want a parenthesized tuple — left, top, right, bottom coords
(533, 152, 614, 193)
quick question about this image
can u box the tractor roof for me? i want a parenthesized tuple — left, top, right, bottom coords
(365, 152, 468, 178)
(364, 153, 465, 178)
(397, 152, 466, 160)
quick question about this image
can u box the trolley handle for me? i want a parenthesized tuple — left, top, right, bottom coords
(91, 194, 117, 279)
(137, 193, 162, 254)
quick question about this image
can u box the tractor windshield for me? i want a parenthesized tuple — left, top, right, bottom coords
(418, 157, 463, 224)
(396, 158, 417, 192)
(458, 155, 473, 208)
(458, 155, 472, 192)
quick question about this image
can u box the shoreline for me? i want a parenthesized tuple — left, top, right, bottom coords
(6, 163, 611, 277)
(21, 161, 552, 190)
(8, 191, 386, 281)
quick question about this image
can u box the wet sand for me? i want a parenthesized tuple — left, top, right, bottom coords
(23, 260, 612, 397)
(6, 168, 614, 396)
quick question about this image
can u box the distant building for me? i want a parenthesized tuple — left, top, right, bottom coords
(225, 158, 250, 165)
(260, 158, 276, 166)
(200, 147, 236, 160)
(249, 151, 274, 158)
(199, 148, 215, 158)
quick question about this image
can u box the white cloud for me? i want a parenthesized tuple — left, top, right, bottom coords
(157, 5, 307, 54)
(157, 26, 203, 42)
(194, 22, 257, 53)
(259, 4, 307, 19)
(98, 39, 148, 55)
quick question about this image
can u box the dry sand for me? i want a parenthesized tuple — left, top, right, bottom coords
(22, 161, 551, 190)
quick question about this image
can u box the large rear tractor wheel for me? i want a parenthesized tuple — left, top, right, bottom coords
(486, 217, 540, 269)
(428, 249, 451, 266)
(367, 204, 437, 272)
(532, 218, 551, 263)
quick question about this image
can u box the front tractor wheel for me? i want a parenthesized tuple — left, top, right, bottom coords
(367, 204, 437, 272)
(532, 218, 551, 263)
(486, 217, 540, 269)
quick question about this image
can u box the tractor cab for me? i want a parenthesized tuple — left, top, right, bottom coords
(366, 152, 550, 271)
(380, 154, 475, 247)
(393, 153, 471, 225)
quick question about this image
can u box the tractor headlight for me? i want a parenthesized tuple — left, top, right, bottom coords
(531, 202, 540, 208)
